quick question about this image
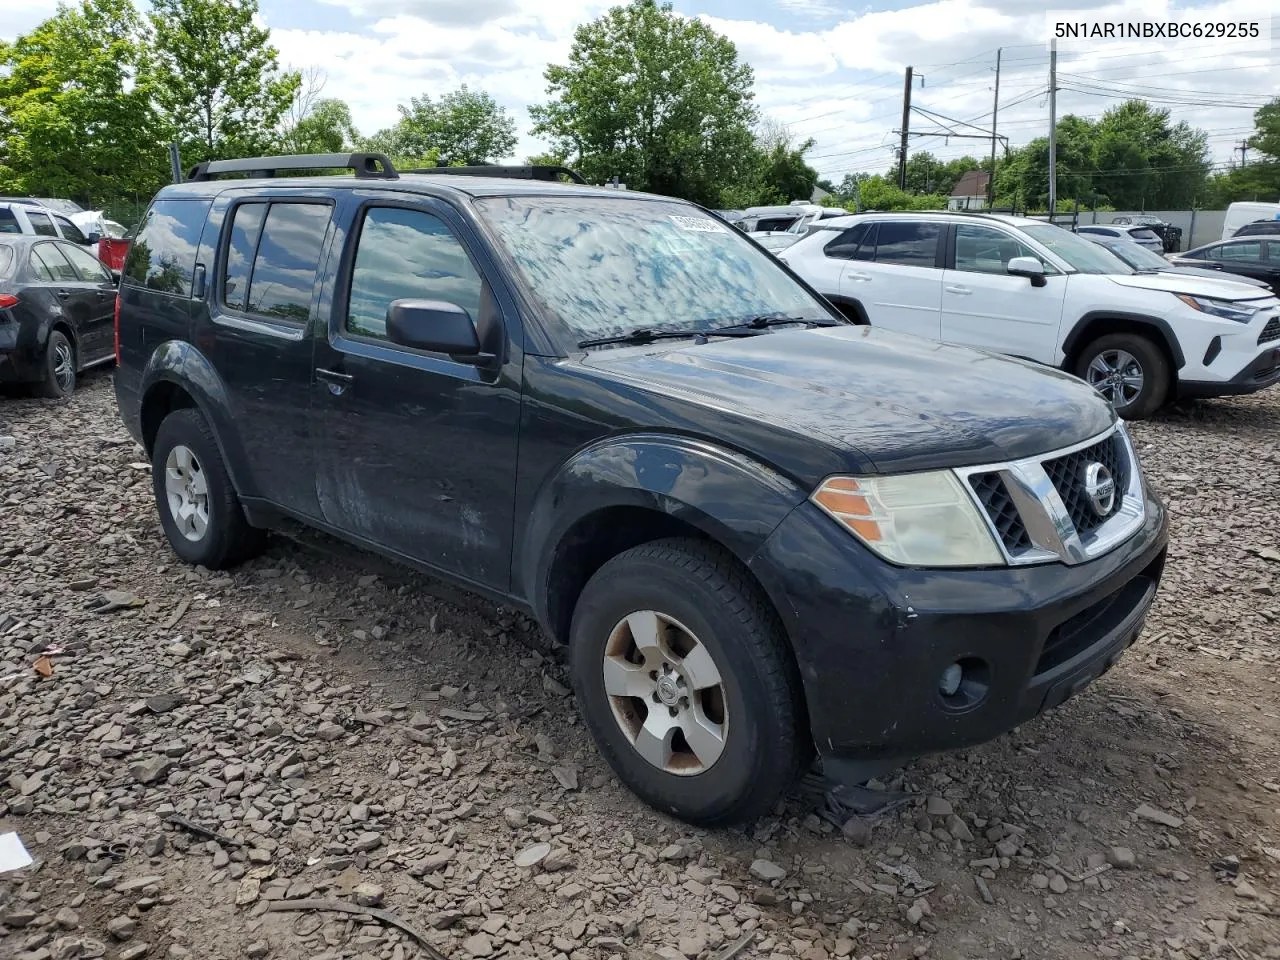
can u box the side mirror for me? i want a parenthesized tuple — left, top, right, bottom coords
(85, 232, 102, 245)
(1007, 256, 1047, 287)
(386, 299, 490, 362)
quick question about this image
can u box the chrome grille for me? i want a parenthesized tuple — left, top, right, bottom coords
(1041, 434, 1130, 535)
(955, 423, 1145, 567)
(1259, 317, 1280, 345)
(968, 472, 1032, 552)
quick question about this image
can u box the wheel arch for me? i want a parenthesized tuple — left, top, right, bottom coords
(1061, 311, 1185, 374)
(519, 434, 809, 650)
(138, 341, 256, 499)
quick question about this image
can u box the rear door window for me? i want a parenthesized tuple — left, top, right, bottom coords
(221, 202, 267, 311)
(32, 242, 80, 282)
(243, 202, 331, 323)
(872, 221, 940, 267)
(1220, 240, 1262, 262)
(0, 209, 20, 235)
(28, 211, 58, 236)
(122, 198, 212, 296)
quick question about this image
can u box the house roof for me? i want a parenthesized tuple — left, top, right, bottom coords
(951, 170, 991, 197)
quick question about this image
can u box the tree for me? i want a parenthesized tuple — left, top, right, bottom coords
(530, 0, 759, 206)
(1248, 97, 1280, 160)
(1204, 98, 1280, 204)
(148, 0, 300, 163)
(391, 86, 516, 165)
(278, 67, 355, 155)
(0, 0, 168, 201)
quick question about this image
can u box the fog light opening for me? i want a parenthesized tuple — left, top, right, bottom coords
(938, 657, 991, 711)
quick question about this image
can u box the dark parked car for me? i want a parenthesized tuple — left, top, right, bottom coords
(0, 235, 118, 397)
(1233, 219, 1280, 239)
(114, 153, 1169, 825)
(1085, 235, 1271, 289)
(1169, 238, 1280, 295)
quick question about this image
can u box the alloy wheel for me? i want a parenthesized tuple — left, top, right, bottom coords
(1086, 349, 1144, 407)
(164, 444, 210, 541)
(52, 339, 74, 393)
(601, 609, 728, 775)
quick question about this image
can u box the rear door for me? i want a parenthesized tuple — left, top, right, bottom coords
(30, 242, 102, 363)
(202, 193, 334, 520)
(941, 223, 1067, 363)
(857, 220, 942, 340)
(56, 241, 118, 364)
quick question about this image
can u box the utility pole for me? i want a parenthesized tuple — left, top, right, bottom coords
(898, 66, 913, 190)
(1047, 39, 1058, 216)
(988, 48, 1001, 208)
(1235, 140, 1249, 167)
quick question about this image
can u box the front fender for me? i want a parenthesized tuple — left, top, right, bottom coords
(140, 340, 256, 498)
(518, 432, 808, 623)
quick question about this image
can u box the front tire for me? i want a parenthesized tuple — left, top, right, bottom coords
(151, 408, 265, 569)
(36, 330, 76, 398)
(569, 538, 808, 826)
(1075, 333, 1169, 420)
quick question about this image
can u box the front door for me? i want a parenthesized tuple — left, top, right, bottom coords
(311, 197, 522, 590)
(941, 223, 1069, 364)
(30, 242, 107, 361)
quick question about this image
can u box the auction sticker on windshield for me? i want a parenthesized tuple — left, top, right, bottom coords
(669, 215, 725, 233)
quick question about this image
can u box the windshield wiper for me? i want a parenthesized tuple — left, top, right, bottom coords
(704, 315, 840, 336)
(578, 325, 768, 349)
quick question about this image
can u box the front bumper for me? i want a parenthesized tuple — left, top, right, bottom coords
(1178, 344, 1280, 398)
(749, 489, 1168, 777)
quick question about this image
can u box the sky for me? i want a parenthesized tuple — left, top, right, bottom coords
(3, 0, 1276, 184)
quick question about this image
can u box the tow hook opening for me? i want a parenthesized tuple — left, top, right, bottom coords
(938, 657, 990, 711)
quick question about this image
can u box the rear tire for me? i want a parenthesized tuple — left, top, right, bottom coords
(1074, 333, 1169, 420)
(151, 408, 265, 569)
(36, 330, 76, 399)
(569, 537, 808, 826)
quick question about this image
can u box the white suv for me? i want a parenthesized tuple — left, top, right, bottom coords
(779, 212, 1280, 418)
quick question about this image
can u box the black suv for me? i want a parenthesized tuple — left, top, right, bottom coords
(114, 153, 1169, 825)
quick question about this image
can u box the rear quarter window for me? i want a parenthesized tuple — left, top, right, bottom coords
(0, 245, 13, 277)
(0, 209, 20, 235)
(122, 198, 212, 296)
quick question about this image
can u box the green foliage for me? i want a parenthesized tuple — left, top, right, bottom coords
(1203, 98, 1280, 205)
(857, 175, 948, 211)
(529, 0, 759, 206)
(286, 98, 357, 154)
(882, 152, 986, 199)
(994, 101, 1211, 210)
(1247, 97, 1280, 160)
(718, 123, 819, 207)
(148, 0, 299, 163)
(0, 0, 168, 201)
(389, 86, 517, 165)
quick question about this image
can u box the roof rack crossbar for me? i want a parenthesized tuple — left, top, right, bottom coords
(185, 152, 398, 182)
(403, 164, 588, 185)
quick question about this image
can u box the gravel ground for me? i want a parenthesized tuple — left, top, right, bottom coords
(2, 370, 1278, 960)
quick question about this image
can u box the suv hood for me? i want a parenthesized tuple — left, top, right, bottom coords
(582, 325, 1114, 477)
(1106, 271, 1273, 301)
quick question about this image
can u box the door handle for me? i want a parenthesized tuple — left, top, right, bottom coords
(316, 367, 354, 385)
(846, 272, 872, 282)
(945, 285, 972, 295)
(56, 289, 70, 300)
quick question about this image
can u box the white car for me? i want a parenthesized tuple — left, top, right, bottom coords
(778, 211, 1280, 418)
(1076, 224, 1164, 253)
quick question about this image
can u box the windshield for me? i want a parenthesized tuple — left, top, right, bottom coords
(1023, 225, 1134, 275)
(475, 196, 836, 342)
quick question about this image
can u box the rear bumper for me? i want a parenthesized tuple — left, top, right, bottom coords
(1179, 345, 1280, 398)
(749, 489, 1168, 777)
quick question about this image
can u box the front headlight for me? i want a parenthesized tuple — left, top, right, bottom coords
(811, 471, 1003, 568)
(1174, 293, 1258, 324)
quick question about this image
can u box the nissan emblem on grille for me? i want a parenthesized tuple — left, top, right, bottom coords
(1083, 462, 1116, 517)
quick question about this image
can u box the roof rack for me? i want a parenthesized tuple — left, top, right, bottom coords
(185, 152, 398, 182)
(403, 164, 588, 185)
